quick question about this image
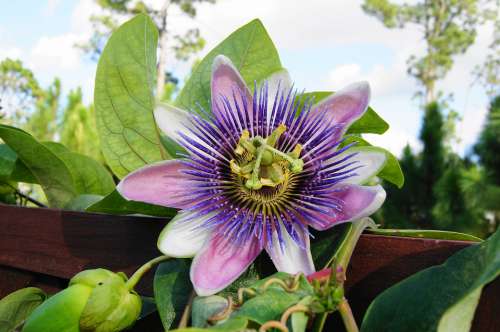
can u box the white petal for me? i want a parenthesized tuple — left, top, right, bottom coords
(265, 69, 292, 123)
(154, 102, 199, 144)
(265, 226, 315, 275)
(331, 147, 387, 185)
(157, 211, 213, 258)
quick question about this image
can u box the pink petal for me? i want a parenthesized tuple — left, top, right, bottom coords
(117, 160, 194, 209)
(311, 81, 371, 136)
(308, 184, 386, 231)
(211, 55, 252, 124)
(265, 226, 315, 275)
(190, 232, 262, 296)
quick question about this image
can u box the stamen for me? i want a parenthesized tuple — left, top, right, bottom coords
(231, 124, 304, 190)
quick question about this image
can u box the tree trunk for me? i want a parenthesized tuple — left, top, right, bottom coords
(155, 3, 169, 99)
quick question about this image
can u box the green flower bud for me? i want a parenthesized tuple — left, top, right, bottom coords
(22, 269, 141, 332)
(70, 269, 142, 332)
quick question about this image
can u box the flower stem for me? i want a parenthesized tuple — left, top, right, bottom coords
(338, 298, 359, 332)
(125, 255, 170, 290)
(178, 290, 196, 328)
(311, 313, 328, 332)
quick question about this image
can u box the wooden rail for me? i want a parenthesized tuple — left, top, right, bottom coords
(0, 204, 497, 331)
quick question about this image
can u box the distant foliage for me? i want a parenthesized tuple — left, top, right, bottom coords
(363, 0, 497, 102)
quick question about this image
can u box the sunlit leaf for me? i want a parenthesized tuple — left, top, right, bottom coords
(175, 19, 282, 113)
(94, 14, 166, 179)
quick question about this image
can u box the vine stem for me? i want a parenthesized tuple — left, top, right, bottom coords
(311, 313, 328, 332)
(338, 298, 359, 332)
(5, 183, 46, 208)
(178, 290, 196, 328)
(125, 255, 170, 290)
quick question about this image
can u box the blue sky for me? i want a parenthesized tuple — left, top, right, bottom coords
(0, 0, 495, 156)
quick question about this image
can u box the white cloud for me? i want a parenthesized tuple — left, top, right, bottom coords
(30, 33, 84, 71)
(43, 0, 62, 16)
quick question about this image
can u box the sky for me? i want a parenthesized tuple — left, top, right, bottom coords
(0, 0, 496, 157)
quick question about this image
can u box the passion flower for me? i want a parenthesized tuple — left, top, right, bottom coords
(117, 55, 386, 296)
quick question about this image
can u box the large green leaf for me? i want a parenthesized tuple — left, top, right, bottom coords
(154, 259, 193, 331)
(366, 228, 483, 242)
(300, 91, 389, 135)
(342, 135, 404, 188)
(86, 189, 176, 217)
(0, 125, 115, 207)
(43, 142, 115, 196)
(94, 14, 165, 179)
(0, 125, 77, 207)
(175, 19, 282, 112)
(0, 287, 46, 332)
(361, 228, 500, 332)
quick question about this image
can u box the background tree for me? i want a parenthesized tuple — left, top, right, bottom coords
(475, 96, 500, 184)
(419, 101, 446, 226)
(59, 88, 101, 161)
(363, 0, 495, 103)
(78, 0, 215, 98)
(24, 78, 61, 141)
(0, 58, 43, 125)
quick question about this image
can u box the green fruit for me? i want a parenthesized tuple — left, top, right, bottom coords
(22, 284, 92, 332)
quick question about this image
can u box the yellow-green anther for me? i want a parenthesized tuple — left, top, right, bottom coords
(290, 159, 304, 173)
(288, 144, 303, 159)
(230, 160, 242, 174)
(240, 162, 255, 174)
(240, 140, 256, 154)
(260, 177, 277, 187)
(266, 124, 287, 147)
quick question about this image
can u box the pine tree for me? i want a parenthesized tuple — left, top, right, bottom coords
(419, 102, 446, 226)
(474, 96, 500, 185)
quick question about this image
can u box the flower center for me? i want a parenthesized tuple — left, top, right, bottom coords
(229, 124, 304, 191)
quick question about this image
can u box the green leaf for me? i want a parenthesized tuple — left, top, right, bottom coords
(311, 223, 352, 269)
(138, 296, 157, 320)
(154, 259, 193, 331)
(217, 264, 260, 299)
(191, 296, 228, 328)
(234, 288, 305, 325)
(10, 159, 37, 184)
(366, 228, 483, 242)
(0, 287, 46, 332)
(0, 124, 77, 207)
(361, 228, 500, 332)
(0, 144, 16, 181)
(0, 125, 115, 207)
(64, 194, 104, 211)
(311, 218, 377, 270)
(342, 135, 404, 188)
(43, 142, 115, 196)
(175, 19, 282, 112)
(300, 91, 389, 135)
(171, 317, 248, 332)
(86, 189, 177, 217)
(94, 14, 165, 179)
